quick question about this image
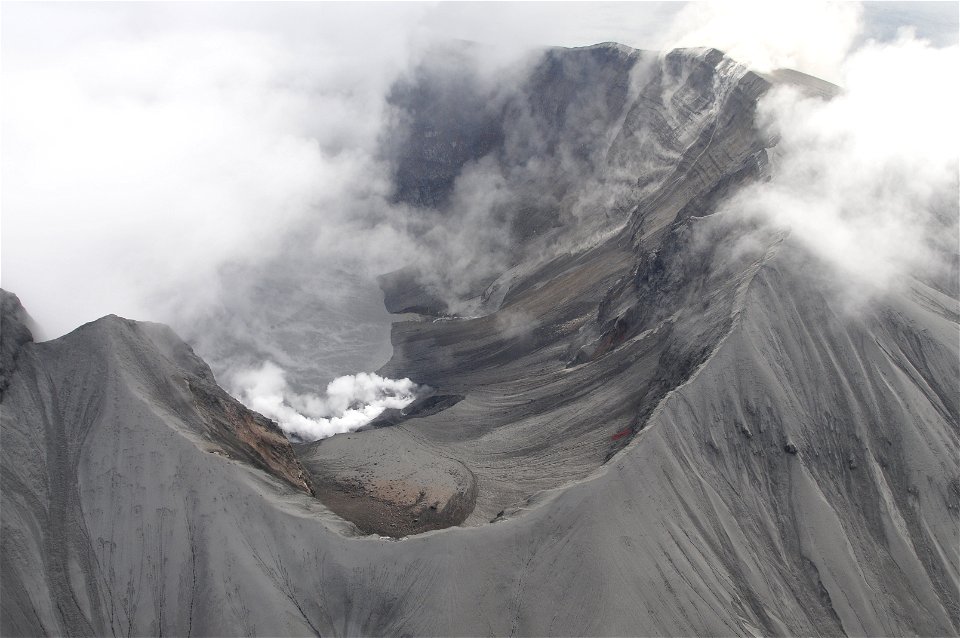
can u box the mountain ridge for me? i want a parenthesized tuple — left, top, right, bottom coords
(1, 42, 957, 637)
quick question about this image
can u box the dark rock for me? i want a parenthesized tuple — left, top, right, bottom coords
(0, 289, 37, 400)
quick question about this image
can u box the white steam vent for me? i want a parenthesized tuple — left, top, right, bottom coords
(230, 361, 419, 440)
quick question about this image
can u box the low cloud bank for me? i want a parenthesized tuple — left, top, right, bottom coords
(230, 362, 419, 440)
(667, 1, 864, 84)
(723, 32, 959, 295)
(9, 3, 955, 342)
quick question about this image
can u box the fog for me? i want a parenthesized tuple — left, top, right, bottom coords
(2, 2, 956, 438)
(725, 33, 959, 299)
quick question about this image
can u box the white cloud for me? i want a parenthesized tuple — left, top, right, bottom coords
(666, 1, 864, 83)
(3, 2, 955, 339)
(2, 21, 395, 336)
(723, 32, 959, 292)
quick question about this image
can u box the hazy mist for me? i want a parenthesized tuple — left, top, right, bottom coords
(2, 1, 956, 438)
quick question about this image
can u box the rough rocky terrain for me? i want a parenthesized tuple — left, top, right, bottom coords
(1, 44, 958, 637)
(302, 45, 787, 535)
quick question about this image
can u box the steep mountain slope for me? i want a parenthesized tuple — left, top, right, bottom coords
(1, 43, 958, 637)
(4, 234, 956, 637)
(0, 290, 317, 636)
(301, 46, 778, 534)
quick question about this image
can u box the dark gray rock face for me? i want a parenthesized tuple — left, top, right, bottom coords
(2, 44, 958, 637)
(387, 42, 643, 211)
(381, 44, 777, 315)
(335, 46, 780, 535)
(1, 290, 37, 399)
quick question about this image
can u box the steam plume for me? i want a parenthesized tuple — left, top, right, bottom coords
(230, 362, 419, 440)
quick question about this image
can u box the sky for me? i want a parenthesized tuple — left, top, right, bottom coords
(1, 1, 957, 438)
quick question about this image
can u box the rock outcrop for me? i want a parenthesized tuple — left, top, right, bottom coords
(307, 46, 781, 531)
(0, 290, 37, 399)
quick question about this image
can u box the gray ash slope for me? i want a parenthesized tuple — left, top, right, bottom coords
(3, 44, 959, 637)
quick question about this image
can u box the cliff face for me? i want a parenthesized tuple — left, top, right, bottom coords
(2, 44, 958, 637)
(311, 46, 780, 534)
(385, 46, 772, 283)
(303, 44, 959, 635)
(0, 290, 38, 399)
